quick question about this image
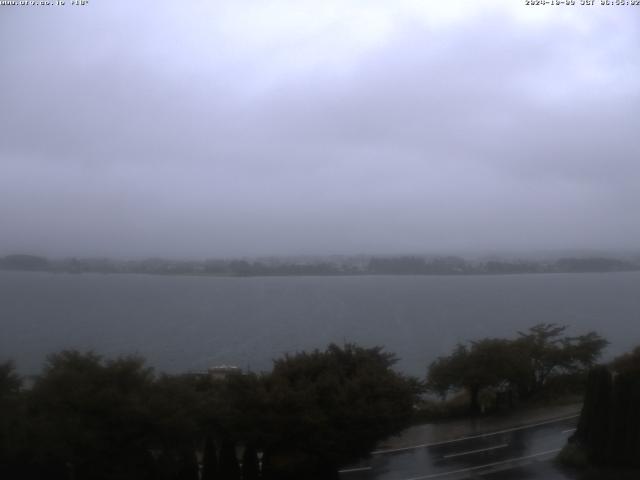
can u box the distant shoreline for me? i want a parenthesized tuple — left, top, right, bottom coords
(2, 253, 639, 278)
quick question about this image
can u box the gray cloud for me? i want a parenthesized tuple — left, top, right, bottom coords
(1, 1, 639, 258)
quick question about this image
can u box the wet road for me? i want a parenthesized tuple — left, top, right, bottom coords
(339, 415, 579, 480)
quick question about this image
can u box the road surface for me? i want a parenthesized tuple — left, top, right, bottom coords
(339, 414, 579, 480)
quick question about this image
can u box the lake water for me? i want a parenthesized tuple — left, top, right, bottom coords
(1, 270, 639, 376)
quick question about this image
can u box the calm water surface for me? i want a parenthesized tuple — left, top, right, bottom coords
(1, 271, 639, 375)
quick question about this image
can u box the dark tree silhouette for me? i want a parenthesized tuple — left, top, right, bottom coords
(242, 444, 259, 480)
(571, 348, 640, 467)
(428, 324, 608, 413)
(218, 439, 240, 480)
(201, 435, 219, 480)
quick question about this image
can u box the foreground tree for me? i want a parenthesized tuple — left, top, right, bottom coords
(200, 435, 218, 480)
(0, 361, 26, 479)
(0, 361, 21, 397)
(427, 339, 517, 414)
(514, 324, 608, 398)
(263, 343, 422, 477)
(427, 324, 608, 413)
(26, 351, 157, 480)
(570, 345, 640, 468)
(610, 345, 640, 374)
(1, 344, 421, 479)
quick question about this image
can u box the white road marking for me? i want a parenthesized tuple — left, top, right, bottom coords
(371, 414, 579, 455)
(403, 448, 562, 480)
(442, 443, 509, 459)
(338, 466, 372, 474)
(562, 428, 576, 434)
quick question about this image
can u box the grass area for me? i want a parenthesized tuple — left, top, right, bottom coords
(412, 391, 583, 425)
(556, 443, 589, 469)
(555, 452, 640, 480)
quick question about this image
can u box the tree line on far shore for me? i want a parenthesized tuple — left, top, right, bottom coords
(1, 253, 638, 277)
(0, 324, 614, 479)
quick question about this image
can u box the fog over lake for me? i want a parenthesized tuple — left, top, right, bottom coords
(2, 270, 639, 376)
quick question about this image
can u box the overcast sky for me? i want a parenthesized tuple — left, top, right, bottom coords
(1, 1, 639, 258)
